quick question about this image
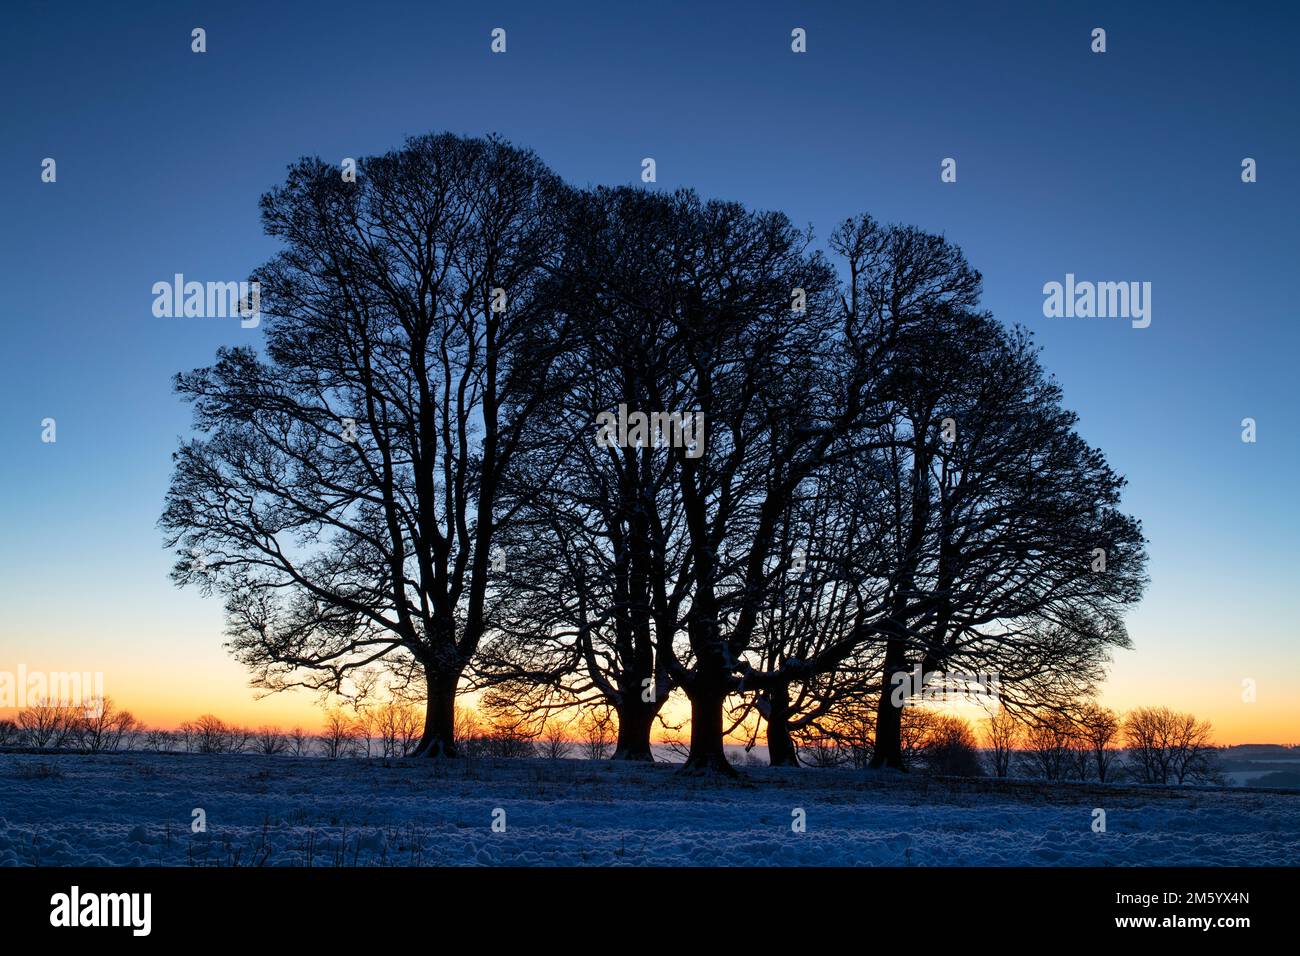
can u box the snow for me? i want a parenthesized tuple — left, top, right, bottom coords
(1, 752, 1296, 866)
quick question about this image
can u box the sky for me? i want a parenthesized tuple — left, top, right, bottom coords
(1, 1, 1296, 743)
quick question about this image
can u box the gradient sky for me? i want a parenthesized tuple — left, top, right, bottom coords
(1, 1, 1296, 742)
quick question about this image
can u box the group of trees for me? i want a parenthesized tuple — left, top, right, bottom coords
(1120, 706, 1218, 785)
(160, 131, 1148, 772)
(0, 695, 1221, 785)
(776, 701, 1219, 784)
(0, 698, 139, 753)
(786, 706, 982, 775)
(984, 704, 1219, 784)
(0, 701, 617, 762)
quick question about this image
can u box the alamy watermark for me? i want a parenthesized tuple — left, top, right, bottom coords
(0, 665, 105, 716)
(595, 403, 705, 458)
(1042, 273, 1151, 329)
(152, 273, 261, 328)
(50, 886, 151, 936)
(889, 665, 1001, 708)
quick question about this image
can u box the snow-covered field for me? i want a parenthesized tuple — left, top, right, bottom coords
(2, 752, 1297, 866)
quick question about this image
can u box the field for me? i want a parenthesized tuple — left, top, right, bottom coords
(2, 752, 1297, 867)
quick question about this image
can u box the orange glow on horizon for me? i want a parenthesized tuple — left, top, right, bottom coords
(3, 638, 1295, 746)
(2, 678, 1295, 747)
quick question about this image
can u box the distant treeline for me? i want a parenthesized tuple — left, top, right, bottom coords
(0, 696, 1243, 786)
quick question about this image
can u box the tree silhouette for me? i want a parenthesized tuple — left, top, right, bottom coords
(478, 188, 705, 760)
(864, 309, 1147, 768)
(161, 133, 572, 756)
(162, 132, 1146, 772)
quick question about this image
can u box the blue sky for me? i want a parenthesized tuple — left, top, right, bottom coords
(1, 1, 1296, 738)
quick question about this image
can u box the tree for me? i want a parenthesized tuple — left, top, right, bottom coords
(788, 689, 878, 769)
(193, 714, 228, 754)
(287, 726, 311, 757)
(143, 729, 176, 752)
(539, 720, 574, 760)
(16, 700, 79, 749)
(671, 214, 1022, 773)
(1023, 712, 1077, 781)
(482, 185, 864, 772)
(161, 133, 574, 757)
(351, 710, 376, 758)
(865, 303, 1147, 769)
(922, 715, 982, 776)
(578, 708, 615, 760)
(462, 708, 537, 758)
(634, 192, 848, 773)
(801, 734, 849, 768)
(983, 709, 1021, 778)
(1167, 711, 1217, 784)
(373, 700, 419, 758)
(77, 697, 139, 753)
(826, 707, 877, 770)
(224, 725, 253, 754)
(256, 726, 288, 755)
(734, 456, 892, 766)
(898, 707, 941, 770)
(431, 172, 1146, 779)
(1124, 706, 1216, 785)
(1074, 702, 1121, 782)
(321, 710, 354, 759)
(478, 188, 698, 761)
(453, 705, 483, 754)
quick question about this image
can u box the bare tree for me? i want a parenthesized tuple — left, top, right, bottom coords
(287, 726, 311, 757)
(224, 725, 253, 755)
(397, 707, 420, 756)
(983, 709, 1021, 778)
(350, 710, 376, 758)
(486, 187, 873, 774)
(479, 202, 1146, 779)
(865, 302, 1147, 769)
(478, 715, 536, 759)
(1125, 706, 1216, 784)
(922, 715, 983, 776)
(193, 714, 228, 754)
(320, 710, 355, 759)
(737, 459, 892, 766)
(578, 709, 615, 760)
(478, 188, 701, 762)
(539, 720, 574, 760)
(112, 709, 140, 752)
(16, 700, 80, 749)
(800, 734, 849, 768)
(453, 706, 483, 755)
(898, 707, 941, 770)
(143, 729, 176, 752)
(77, 697, 140, 753)
(373, 701, 418, 758)
(255, 726, 288, 755)
(797, 697, 876, 770)
(1074, 702, 1121, 782)
(1167, 712, 1217, 784)
(665, 201, 873, 775)
(1023, 713, 1077, 781)
(161, 133, 574, 758)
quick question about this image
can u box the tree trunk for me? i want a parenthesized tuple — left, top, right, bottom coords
(869, 640, 907, 770)
(765, 685, 800, 767)
(410, 672, 459, 758)
(680, 683, 737, 775)
(611, 699, 656, 761)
